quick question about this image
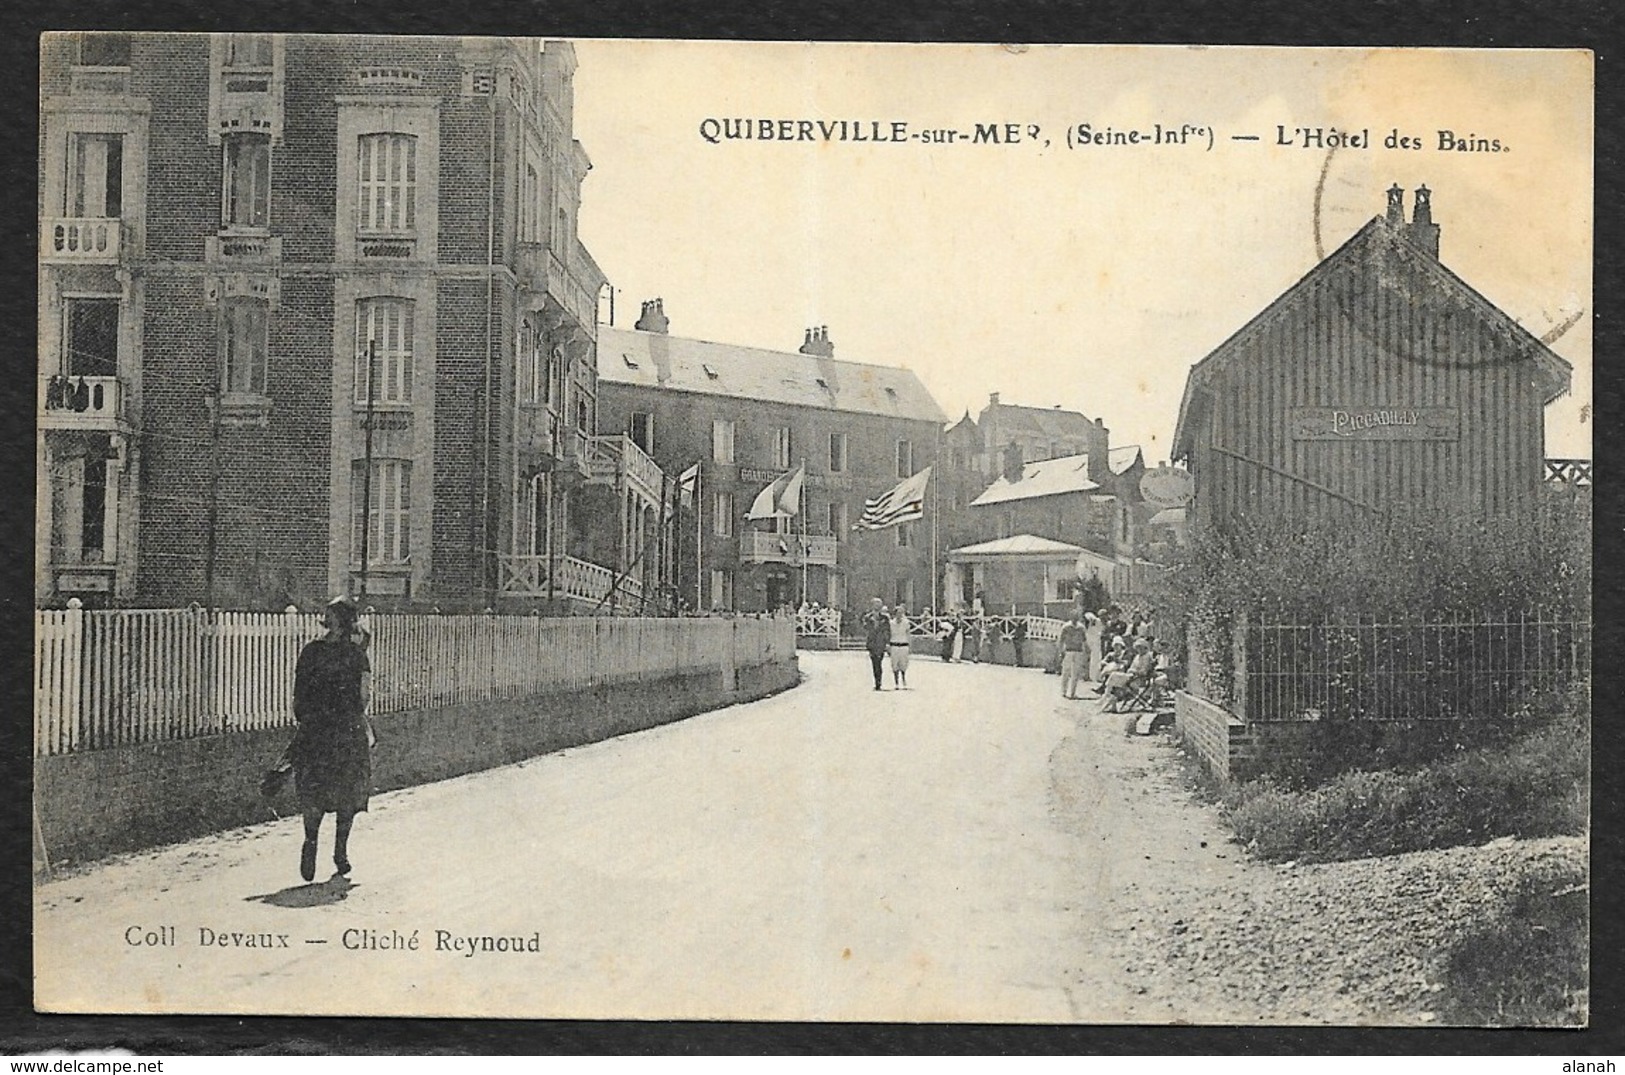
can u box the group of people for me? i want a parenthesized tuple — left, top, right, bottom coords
(1056, 604, 1170, 707)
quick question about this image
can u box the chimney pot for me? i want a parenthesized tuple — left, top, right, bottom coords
(1385, 183, 1404, 226)
(634, 297, 670, 334)
(1406, 184, 1440, 258)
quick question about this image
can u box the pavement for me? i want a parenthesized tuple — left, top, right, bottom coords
(35, 651, 1164, 1022)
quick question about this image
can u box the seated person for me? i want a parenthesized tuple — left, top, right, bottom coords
(1103, 638, 1156, 702)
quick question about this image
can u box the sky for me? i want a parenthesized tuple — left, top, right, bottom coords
(571, 43, 1592, 460)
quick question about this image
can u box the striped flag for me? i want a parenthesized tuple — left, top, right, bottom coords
(855, 467, 931, 530)
(746, 465, 804, 520)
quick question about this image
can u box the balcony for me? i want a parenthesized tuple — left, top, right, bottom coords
(739, 530, 838, 567)
(41, 218, 121, 264)
(498, 553, 645, 610)
(517, 242, 599, 330)
(39, 376, 129, 431)
(586, 434, 664, 505)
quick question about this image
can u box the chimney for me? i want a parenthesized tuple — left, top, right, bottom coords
(1407, 185, 1440, 258)
(634, 297, 669, 334)
(1385, 183, 1404, 226)
(798, 326, 834, 357)
(989, 391, 1000, 407)
(1002, 440, 1025, 485)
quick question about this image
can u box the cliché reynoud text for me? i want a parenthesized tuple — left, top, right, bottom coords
(698, 117, 1507, 154)
(125, 925, 544, 957)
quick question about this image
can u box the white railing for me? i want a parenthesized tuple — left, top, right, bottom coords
(587, 434, 665, 503)
(39, 375, 123, 426)
(740, 531, 838, 567)
(906, 613, 1065, 643)
(34, 607, 794, 757)
(41, 218, 121, 262)
(498, 553, 645, 606)
(794, 607, 842, 637)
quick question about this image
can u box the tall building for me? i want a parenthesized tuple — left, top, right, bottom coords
(596, 312, 947, 615)
(38, 32, 655, 611)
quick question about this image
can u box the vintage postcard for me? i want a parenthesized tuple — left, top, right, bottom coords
(34, 37, 1591, 1025)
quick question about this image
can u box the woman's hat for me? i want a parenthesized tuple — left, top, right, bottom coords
(1134, 638, 1151, 651)
(327, 594, 359, 612)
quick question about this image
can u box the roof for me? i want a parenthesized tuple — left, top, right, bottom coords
(969, 453, 1100, 507)
(1107, 445, 1143, 476)
(1171, 213, 1574, 460)
(947, 534, 1085, 561)
(984, 402, 1099, 440)
(597, 326, 947, 424)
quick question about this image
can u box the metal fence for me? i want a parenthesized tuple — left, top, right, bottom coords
(1241, 614, 1591, 723)
(34, 608, 794, 758)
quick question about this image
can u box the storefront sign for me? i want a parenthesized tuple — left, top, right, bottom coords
(1139, 466, 1195, 508)
(1290, 407, 1459, 441)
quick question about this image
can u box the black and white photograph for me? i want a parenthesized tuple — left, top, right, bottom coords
(32, 35, 1592, 1026)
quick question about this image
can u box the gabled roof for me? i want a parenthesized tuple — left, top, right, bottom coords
(944, 411, 979, 438)
(1172, 214, 1574, 460)
(597, 326, 947, 424)
(984, 402, 1099, 440)
(947, 534, 1085, 560)
(969, 453, 1100, 507)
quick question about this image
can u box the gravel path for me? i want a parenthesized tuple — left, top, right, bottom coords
(1049, 708, 1587, 1025)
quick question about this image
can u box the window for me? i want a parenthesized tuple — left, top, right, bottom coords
(357, 133, 417, 233)
(713, 491, 734, 537)
(772, 426, 793, 469)
(221, 299, 269, 395)
(65, 298, 119, 377)
(67, 133, 122, 218)
(629, 412, 654, 454)
(710, 569, 733, 611)
(576, 397, 591, 433)
(896, 438, 913, 478)
(522, 164, 539, 241)
(355, 298, 414, 404)
(828, 431, 847, 473)
(712, 419, 735, 464)
(223, 33, 273, 69)
(895, 578, 914, 608)
(518, 318, 542, 404)
(79, 33, 131, 67)
(827, 501, 847, 536)
(951, 448, 966, 470)
(222, 134, 271, 229)
(896, 522, 912, 548)
(351, 459, 412, 565)
(827, 573, 846, 609)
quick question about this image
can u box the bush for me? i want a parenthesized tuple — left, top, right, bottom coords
(1224, 685, 1589, 863)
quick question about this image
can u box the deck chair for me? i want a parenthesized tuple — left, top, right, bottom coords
(1103, 670, 1164, 713)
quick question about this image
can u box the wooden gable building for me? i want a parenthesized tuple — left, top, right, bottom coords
(1172, 185, 1572, 531)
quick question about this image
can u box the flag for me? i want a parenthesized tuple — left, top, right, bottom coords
(745, 465, 804, 520)
(855, 466, 932, 530)
(677, 462, 701, 509)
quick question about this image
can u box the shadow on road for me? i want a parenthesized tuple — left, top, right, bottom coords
(245, 876, 355, 908)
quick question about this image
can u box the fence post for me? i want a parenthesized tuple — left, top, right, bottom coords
(1231, 609, 1249, 721)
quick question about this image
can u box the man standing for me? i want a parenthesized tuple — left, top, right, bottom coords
(1058, 610, 1088, 700)
(861, 598, 890, 691)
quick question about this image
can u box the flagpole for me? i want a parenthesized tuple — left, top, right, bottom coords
(931, 428, 940, 614)
(696, 460, 705, 611)
(799, 458, 808, 608)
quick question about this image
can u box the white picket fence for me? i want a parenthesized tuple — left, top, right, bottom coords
(34, 608, 794, 758)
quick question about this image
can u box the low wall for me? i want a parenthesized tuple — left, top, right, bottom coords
(35, 657, 798, 867)
(1174, 690, 1244, 782)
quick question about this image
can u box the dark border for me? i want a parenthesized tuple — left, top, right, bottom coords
(3, 0, 1618, 1057)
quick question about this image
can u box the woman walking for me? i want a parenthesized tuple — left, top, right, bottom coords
(888, 604, 913, 689)
(291, 595, 373, 882)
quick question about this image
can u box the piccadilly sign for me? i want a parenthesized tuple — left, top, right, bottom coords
(1290, 407, 1460, 441)
(1138, 466, 1195, 509)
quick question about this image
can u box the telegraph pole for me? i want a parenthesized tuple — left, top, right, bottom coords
(358, 339, 377, 603)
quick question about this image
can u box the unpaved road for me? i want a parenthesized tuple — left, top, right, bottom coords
(35, 650, 1581, 1024)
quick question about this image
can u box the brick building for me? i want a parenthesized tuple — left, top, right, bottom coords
(596, 313, 946, 616)
(38, 33, 655, 611)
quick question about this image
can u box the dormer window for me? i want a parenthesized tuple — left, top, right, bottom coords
(702, 363, 719, 379)
(622, 353, 638, 369)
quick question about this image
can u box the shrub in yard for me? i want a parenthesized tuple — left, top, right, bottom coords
(1225, 685, 1588, 863)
